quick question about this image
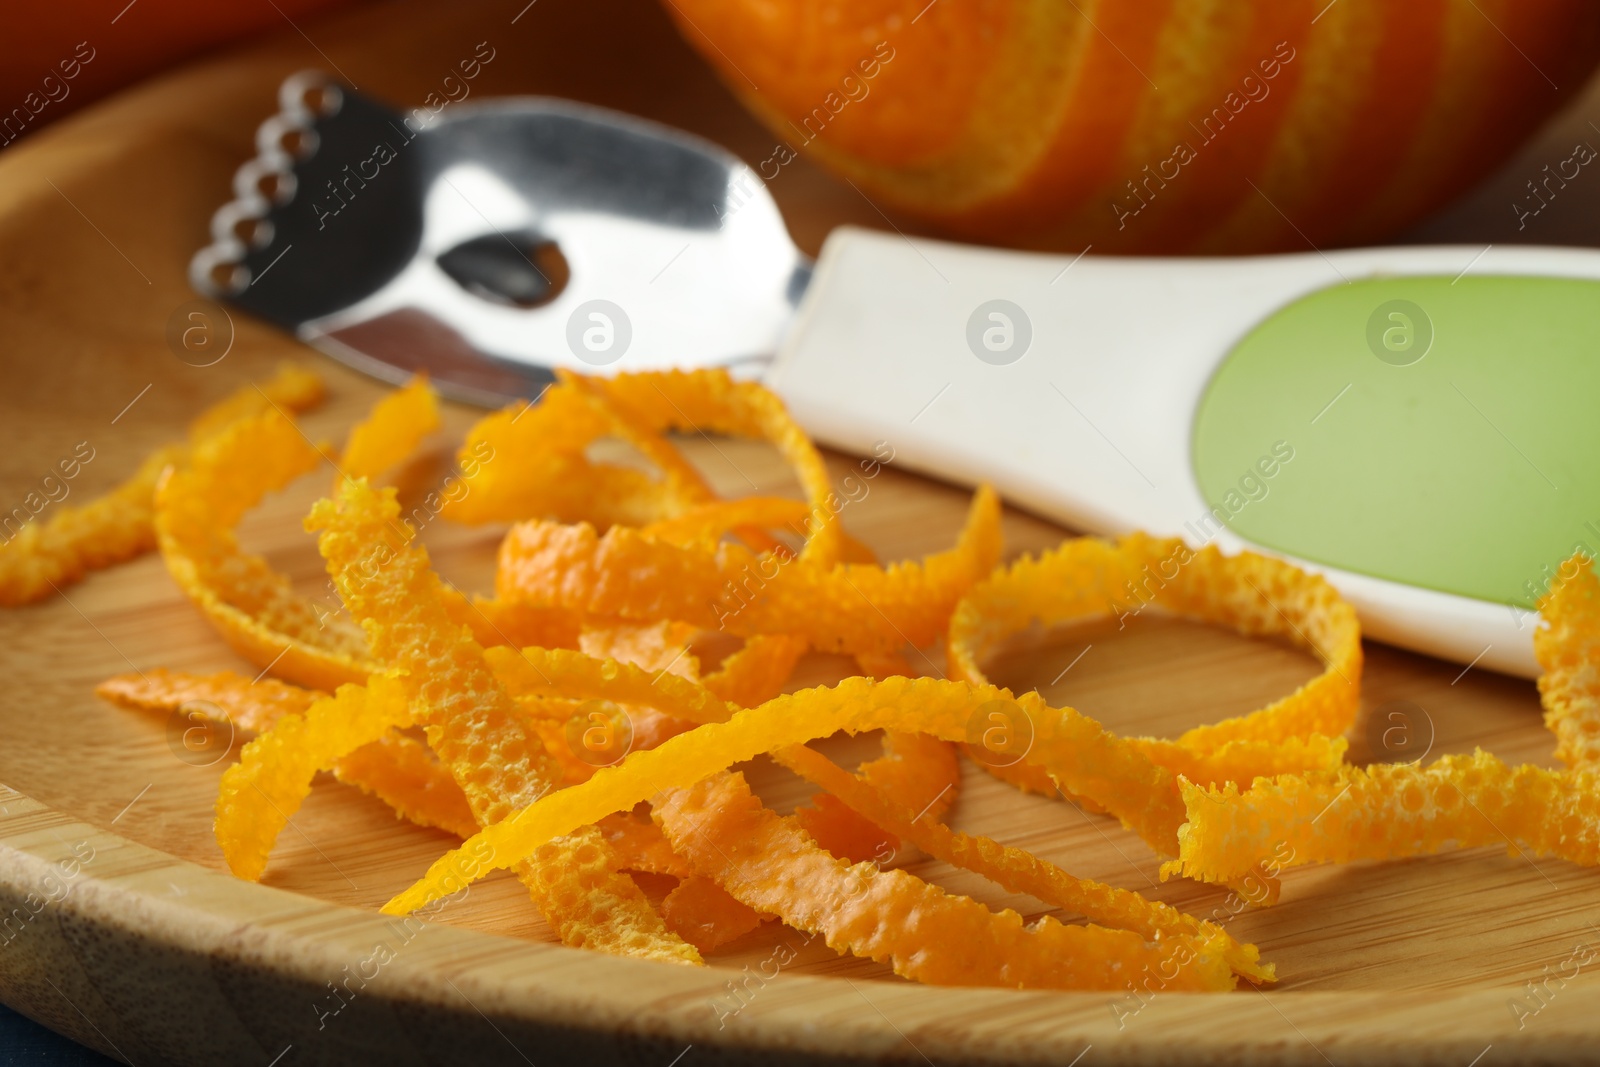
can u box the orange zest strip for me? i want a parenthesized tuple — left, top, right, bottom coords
(570, 603, 782, 958)
(654, 770, 1237, 991)
(457, 365, 848, 558)
(325, 732, 478, 838)
(1141, 734, 1349, 787)
(496, 484, 1002, 654)
(380, 675, 1165, 913)
(1175, 750, 1600, 886)
(661, 872, 769, 953)
(337, 375, 440, 483)
(155, 409, 373, 691)
(1536, 552, 1600, 767)
(96, 667, 317, 733)
(949, 533, 1363, 749)
(308, 478, 700, 964)
(97, 668, 475, 837)
(858, 732, 960, 824)
(485, 645, 734, 726)
(700, 635, 808, 709)
(0, 363, 323, 606)
(441, 380, 700, 529)
(639, 497, 812, 550)
(155, 377, 442, 692)
(795, 731, 957, 864)
(385, 659, 1343, 916)
(583, 369, 847, 564)
(599, 812, 690, 877)
(796, 791, 898, 864)
(772, 743, 1271, 983)
(215, 674, 411, 880)
(446, 595, 581, 653)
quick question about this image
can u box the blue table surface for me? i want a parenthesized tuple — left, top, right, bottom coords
(0, 1002, 116, 1065)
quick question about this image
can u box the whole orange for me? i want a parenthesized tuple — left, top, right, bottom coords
(664, 0, 1600, 253)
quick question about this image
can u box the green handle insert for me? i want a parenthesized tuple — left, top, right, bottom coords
(1193, 275, 1600, 611)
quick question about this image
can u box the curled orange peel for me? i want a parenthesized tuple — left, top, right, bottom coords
(0, 363, 323, 606)
(485, 645, 735, 726)
(154, 376, 441, 692)
(794, 731, 956, 864)
(1172, 553, 1600, 894)
(1536, 552, 1600, 767)
(307, 476, 700, 964)
(639, 497, 812, 550)
(574, 609, 783, 958)
(454, 366, 848, 571)
(215, 674, 412, 880)
(496, 484, 1002, 654)
(441, 375, 707, 529)
(97, 668, 476, 838)
(950, 533, 1363, 749)
(581, 369, 849, 564)
(700, 634, 809, 709)
(599, 811, 691, 877)
(1175, 750, 1600, 885)
(335, 375, 439, 486)
(97, 667, 317, 733)
(661, 873, 768, 953)
(451, 370, 831, 705)
(774, 742, 1271, 983)
(385, 654, 1345, 918)
(156, 409, 368, 691)
(653, 770, 1237, 991)
(378, 676, 1151, 914)
(322, 731, 479, 838)
(73, 367, 1425, 991)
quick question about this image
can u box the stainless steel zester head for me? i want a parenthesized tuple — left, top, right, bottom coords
(192, 71, 809, 405)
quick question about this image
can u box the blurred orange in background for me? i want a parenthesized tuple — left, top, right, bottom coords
(1, 0, 363, 147)
(7, 1, 1600, 256)
(664, 0, 1600, 252)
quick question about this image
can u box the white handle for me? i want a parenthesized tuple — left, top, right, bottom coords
(768, 226, 1600, 678)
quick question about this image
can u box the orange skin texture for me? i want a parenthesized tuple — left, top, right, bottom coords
(309, 478, 701, 964)
(1177, 751, 1600, 885)
(665, 0, 1600, 252)
(1536, 553, 1600, 767)
(774, 740, 1269, 983)
(660, 873, 767, 953)
(495, 485, 1002, 655)
(655, 769, 1236, 991)
(151, 374, 435, 692)
(98, 668, 477, 838)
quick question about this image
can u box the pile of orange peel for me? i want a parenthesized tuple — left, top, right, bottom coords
(7, 363, 1598, 992)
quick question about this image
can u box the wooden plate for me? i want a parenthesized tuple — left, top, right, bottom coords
(3, 1, 1599, 1063)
